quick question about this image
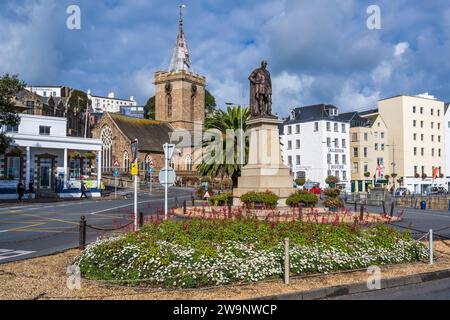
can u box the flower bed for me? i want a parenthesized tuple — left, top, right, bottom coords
(76, 218, 428, 289)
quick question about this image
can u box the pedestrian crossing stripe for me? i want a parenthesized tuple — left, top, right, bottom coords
(0, 249, 35, 261)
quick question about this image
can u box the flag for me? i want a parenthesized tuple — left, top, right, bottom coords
(432, 167, 440, 182)
(376, 164, 384, 181)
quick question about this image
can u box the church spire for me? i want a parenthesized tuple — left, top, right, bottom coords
(169, 4, 192, 73)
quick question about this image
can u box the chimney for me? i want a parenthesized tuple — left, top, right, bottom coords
(108, 92, 115, 99)
(130, 96, 135, 101)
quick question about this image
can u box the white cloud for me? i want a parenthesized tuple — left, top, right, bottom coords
(371, 61, 392, 84)
(336, 82, 381, 110)
(394, 42, 410, 57)
(272, 71, 315, 113)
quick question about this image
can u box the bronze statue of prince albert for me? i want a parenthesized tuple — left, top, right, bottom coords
(248, 60, 276, 119)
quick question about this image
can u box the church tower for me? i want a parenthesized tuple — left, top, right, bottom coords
(154, 6, 206, 132)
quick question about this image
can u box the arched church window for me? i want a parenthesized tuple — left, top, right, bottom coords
(123, 151, 130, 173)
(100, 125, 113, 172)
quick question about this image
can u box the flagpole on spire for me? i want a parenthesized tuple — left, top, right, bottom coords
(179, 4, 186, 31)
(169, 4, 192, 73)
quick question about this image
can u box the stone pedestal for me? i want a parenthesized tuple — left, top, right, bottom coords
(233, 117, 295, 207)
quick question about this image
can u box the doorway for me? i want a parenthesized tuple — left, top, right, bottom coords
(39, 158, 52, 190)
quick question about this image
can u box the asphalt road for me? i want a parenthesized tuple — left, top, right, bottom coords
(0, 187, 194, 264)
(2, 192, 450, 266)
(345, 203, 450, 240)
(327, 278, 450, 300)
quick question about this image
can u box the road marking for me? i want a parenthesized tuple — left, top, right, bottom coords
(89, 200, 155, 215)
(407, 211, 450, 219)
(0, 230, 9, 233)
(0, 249, 35, 261)
(8, 222, 47, 232)
(88, 196, 188, 216)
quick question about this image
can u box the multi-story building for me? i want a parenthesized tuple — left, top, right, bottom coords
(445, 103, 450, 190)
(341, 111, 391, 192)
(25, 86, 71, 98)
(88, 91, 136, 113)
(0, 111, 102, 199)
(281, 104, 351, 191)
(376, 93, 446, 193)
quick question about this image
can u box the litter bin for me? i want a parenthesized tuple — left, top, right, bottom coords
(420, 201, 427, 210)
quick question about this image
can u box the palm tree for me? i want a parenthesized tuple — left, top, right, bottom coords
(197, 105, 249, 187)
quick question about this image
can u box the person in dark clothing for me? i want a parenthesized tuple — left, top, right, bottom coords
(28, 181, 34, 200)
(80, 180, 88, 199)
(17, 181, 25, 202)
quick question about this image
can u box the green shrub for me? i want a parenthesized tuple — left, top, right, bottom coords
(286, 191, 318, 208)
(295, 178, 306, 186)
(209, 193, 231, 206)
(324, 188, 341, 198)
(241, 191, 279, 209)
(323, 197, 345, 208)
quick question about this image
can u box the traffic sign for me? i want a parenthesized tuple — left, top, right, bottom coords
(158, 166, 176, 187)
(149, 159, 155, 167)
(131, 139, 138, 162)
(204, 191, 211, 199)
(113, 169, 120, 177)
(163, 143, 176, 160)
(114, 160, 119, 168)
(148, 167, 154, 175)
(131, 163, 138, 176)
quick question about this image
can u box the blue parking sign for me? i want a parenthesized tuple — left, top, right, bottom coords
(114, 169, 120, 177)
(148, 167, 154, 175)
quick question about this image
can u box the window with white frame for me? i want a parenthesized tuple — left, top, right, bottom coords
(101, 125, 113, 172)
(123, 151, 130, 172)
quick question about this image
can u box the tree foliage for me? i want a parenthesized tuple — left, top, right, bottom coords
(0, 74, 25, 154)
(197, 106, 249, 187)
(145, 96, 155, 120)
(68, 89, 90, 113)
(205, 89, 217, 115)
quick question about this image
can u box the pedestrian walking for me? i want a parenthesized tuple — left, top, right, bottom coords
(100, 180, 105, 197)
(17, 181, 25, 202)
(28, 181, 34, 200)
(80, 180, 88, 199)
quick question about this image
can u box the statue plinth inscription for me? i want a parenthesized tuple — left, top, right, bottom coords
(233, 61, 295, 207)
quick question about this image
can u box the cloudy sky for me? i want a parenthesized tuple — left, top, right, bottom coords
(0, 0, 449, 116)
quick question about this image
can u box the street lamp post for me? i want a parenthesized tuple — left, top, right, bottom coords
(386, 143, 396, 194)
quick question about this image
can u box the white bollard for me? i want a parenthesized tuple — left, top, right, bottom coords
(284, 237, 290, 285)
(429, 229, 434, 265)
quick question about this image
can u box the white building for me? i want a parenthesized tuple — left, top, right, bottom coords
(377, 93, 447, 194)
(88, 90, 137, 113)
(25, 86, 70, 98)
(281, 104, 351, 191)
(0, 114, 102, 199)
(445, 103, 450, 190)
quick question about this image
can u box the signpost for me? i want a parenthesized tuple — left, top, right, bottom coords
(162, 143, 176, 220)
(131, 139, 139, 231)
(113, 160, 119, 200)
(148, 159, 154, 196)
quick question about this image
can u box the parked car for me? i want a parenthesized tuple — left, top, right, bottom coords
(426, 186, 448, 195)
(395, 187, 411, 196)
